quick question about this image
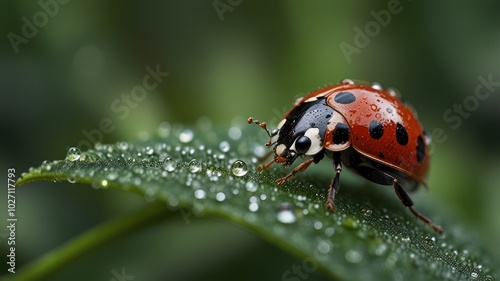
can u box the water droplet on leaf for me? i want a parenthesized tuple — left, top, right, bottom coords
(106, 172, 118, 180)
(100, 179, 108, 188)
(66, 147, 81, 162)
(215, 192, 226, 202)
(41, 160, 52, 171)
(313, 221, 323, 230)
(231, 160, 248, 177)
(145, 146, 154, 155)
(362, 206, 372, 216)
(162, 157, 177, 172)
(245, 181, 257, 192)
(194, 189, 206, 199)
(317, 240, 332, 254)
(188, 159, 202, 173)
(117, 142, 129, 151)
(277, 203, 297, 224)
(219, 141, 230, 152)
(249, 202, 259, 212)
(179, 129, 194, 143)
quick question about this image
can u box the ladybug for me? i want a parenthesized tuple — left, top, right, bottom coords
(248, 79, 443, 234)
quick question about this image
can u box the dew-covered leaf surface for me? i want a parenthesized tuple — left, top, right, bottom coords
(17, 123, 497, 281)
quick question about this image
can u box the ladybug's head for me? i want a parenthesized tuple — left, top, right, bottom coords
(248, 117, 323, 166)
(268, 118, 326, 166)
(248, 98, 334, 166)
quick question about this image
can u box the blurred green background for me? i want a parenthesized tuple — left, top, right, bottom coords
(1, 0, 499, 280)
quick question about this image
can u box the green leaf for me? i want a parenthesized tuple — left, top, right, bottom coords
(14, 124, 497, 281)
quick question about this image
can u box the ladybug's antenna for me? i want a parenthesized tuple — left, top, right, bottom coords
(247, 117, 272, 138)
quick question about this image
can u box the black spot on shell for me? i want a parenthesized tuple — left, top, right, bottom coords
(396, 123, 408, 145)
(334, 92, 356, 104)
(416, 135, 425, 163)
(369, 120, 384, 139)
(379, 152, 385, 159)
(333, 123, 350, 144)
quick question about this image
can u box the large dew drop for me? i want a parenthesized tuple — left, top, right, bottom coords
(231, 160, 248, 177)
(66, 147, 82, 162)
(162, 157, 177, 172)
(188, 159, 202, 173)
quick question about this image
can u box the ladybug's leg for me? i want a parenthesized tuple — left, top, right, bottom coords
(275, 158, 314, 185)
(258, 157, 275, 171)
(326, 152, 342, 211)
(392, 179, 444, 234)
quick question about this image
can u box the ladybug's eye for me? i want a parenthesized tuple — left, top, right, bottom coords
(294, 136, 311, 154)
(271, 129, 279, 136)
(290, 128, 323, 156)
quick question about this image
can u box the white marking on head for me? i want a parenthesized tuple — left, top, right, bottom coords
(271, 119, 287, 144)
(303, 128, 323, 155)
(276, 144, 286, 156)
(290, 128, 323, 156)
(277, 119, 286, 130)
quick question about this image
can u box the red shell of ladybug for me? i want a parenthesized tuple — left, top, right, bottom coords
(288, 81, 430, 188)
(248, 79, 442, 234)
